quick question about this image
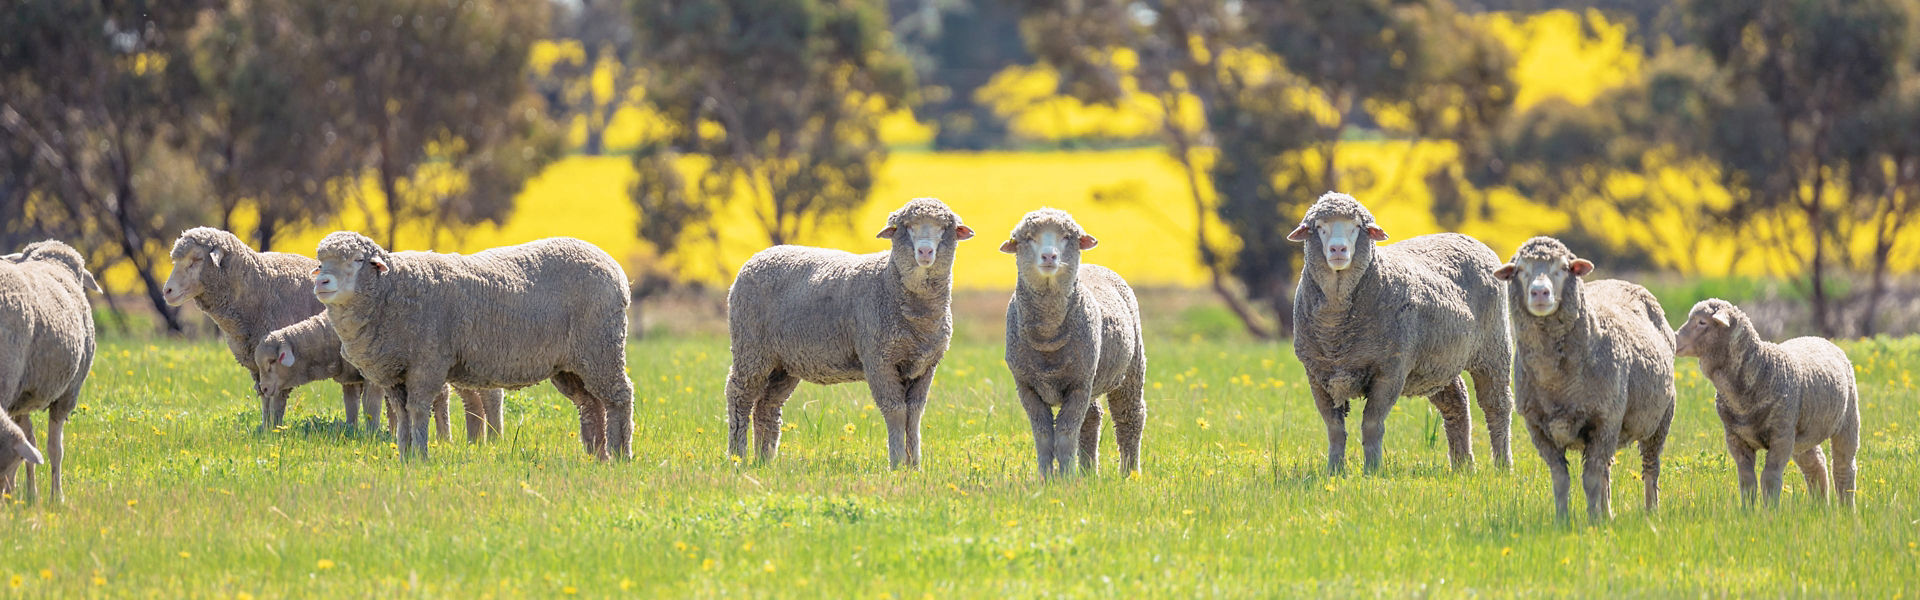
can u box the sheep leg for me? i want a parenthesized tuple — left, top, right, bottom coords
(360, 385, 384, 432)
(1359, 377, 1405, 474)
(1428, 376, 1474, 471)
(551, 372, 609, 460)
(1641, 406, 1672, 513)
(1794, 445, 1830, 505)
(403, 373, 445, 460)
(1525, 419, 1572, 523)
(725, 365, 770, 462)
(258, 389, 275, 432)
(431, 386, 452, 443)
(453, 388, 488, 444)
(271, 388, 290, 429)
(483, 388, 504, 440)
(343, 382, 363, 428)
(1726, 432, 1760, 506)
(1309, 384, 1349, 475)
(1045, 390, 1092, 477)
(1078, 399, 1103, 474)
(863, 363, 914, 470)
(1469, 367, 1514, 469)
(582, 369, 635, 461)
(1759, 428, 1795, 508)
(1581, 433, 1619, 523)
(1831, 398, 1860, 507)
(385, 385, 407, 448)
(902, 367, 937, 468)
(1109, 376, 1146, 476)
(753, 372, 801, 462)
(45, 401, 69, 504)
(1017, 383, 1057, 478)
(14, 414, 34, 504)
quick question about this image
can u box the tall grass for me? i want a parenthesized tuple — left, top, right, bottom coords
(4, 335, 1916, 597)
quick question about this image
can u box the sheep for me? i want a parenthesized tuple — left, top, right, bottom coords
(0, 415, 43, 498)
(1000, 208, 1146, 478)
(725, 198, 974, 469)
(1496, 236, 1675, 522)
(0, 240, 101, 503)
(254, 313, 506, 442)
(163, 227, 375, 430)
(313, 232, 634, 460)
(1675, 299, 1860, 507)
(1288, 192, 1513, 474)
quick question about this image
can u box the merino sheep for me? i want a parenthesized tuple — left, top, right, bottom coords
(0, 240, 100, 503)
(0, 415, 43, 496)
(1675, 299, 1860, 507)
(1001, 209, 1146, 477)
(1288, 192, 1513, 474)
(313, 233, 634, 460)
(254, 313, 505, 442)
(725, 198, 974, 469)
(1496, 237, 1675, 522)
(164, 227, 374, 430)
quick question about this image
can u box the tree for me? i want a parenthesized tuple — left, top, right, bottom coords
(1012, 0, 1515, 338)
(539, 0, 640, 155)
(630, 0, 916, 257)
(888, 0, 1033, 150)
(299, 0, 561, 248)
(0, 0, 219, 332)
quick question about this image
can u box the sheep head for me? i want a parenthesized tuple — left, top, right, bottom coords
(1495, 236, 1594, 318)
(313, 231, 391, 305)
(164, 227, 248, 305)
(877, 197, 972, 275)
(1675, 298, 1742, 358)
(1288, 192, 1388, 273)
(1002, 208, 1097, 288)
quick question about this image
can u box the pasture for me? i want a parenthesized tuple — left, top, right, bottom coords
(4, 332, 1917, 597)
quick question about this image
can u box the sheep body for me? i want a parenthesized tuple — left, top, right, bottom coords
(255, 313, 504, 441)
(726, 198, 973, 468)
(164, 227, 368, 429)
(314, 233, 633, 460)
(1001, 209, 1146, 477)
(1499, 236, 1675, 522)
(1675, 299, 1860, 506)
(0, 240, 100, 503)
(1289, 192, 1513, 474)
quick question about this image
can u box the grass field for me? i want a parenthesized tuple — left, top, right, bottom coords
(4, 333, 1917, 597)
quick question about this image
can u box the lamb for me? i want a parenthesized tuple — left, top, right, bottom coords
(0, 240, 101, 503)
(1496, 236, 1675, 522)
(725, 198, 974, 469)
(163, 227, 376, 430)
(1000, 209, 1146, 477)
(1288, 192, 1513, 474)
(313, 232, 634, 460)
(1675, 299, 1860, 507)
(254, 313, 506, 442)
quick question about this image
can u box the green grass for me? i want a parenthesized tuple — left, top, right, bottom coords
(4, 334, 1918, 597)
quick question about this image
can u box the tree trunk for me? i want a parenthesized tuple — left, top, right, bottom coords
(1168, 130, 1272, 341)
(1804, 171, 1834, 338)
(255, 217, 277, 253)
(112, 175, 185, 333)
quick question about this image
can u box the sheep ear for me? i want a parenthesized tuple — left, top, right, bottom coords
(1365, 224, 1389, 241)
(875, 226, 897, 239)
(999, 239, 1018, 254)
(1712, 310, 1734, 328)
(80, 269, 103, 294)
(1568, 258, 1594, 277)
(1493, 264, 1516, 281)
(1078, 235, 1099, 250)
(1, 253, 20, 262)
(954, 225, 975, 241)
(1285, 223, 1312, 242)
(10, 438, 42, 465)
(278, 346, 297, 367)
(368, 255, 389, 273)
(208, 247, 224, 268)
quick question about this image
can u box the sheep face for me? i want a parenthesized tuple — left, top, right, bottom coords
(162, 242, 221, 306)
(253, 341, 300, 399)
(877, 198, 973, 274)
(1495, 241, 1593, 317)
(1287, 192, 1387, 273)
(313, 233, 390, 305)
(1001, 209, 1097, 284)
(1674, 299, 1737, 358)
(0, 418, 44, 491)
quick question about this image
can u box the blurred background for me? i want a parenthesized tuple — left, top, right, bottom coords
(3, 0, 1918, 341)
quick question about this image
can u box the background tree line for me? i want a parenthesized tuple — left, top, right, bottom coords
(4, 0, 1918, 339)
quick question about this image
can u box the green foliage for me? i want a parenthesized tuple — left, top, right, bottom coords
(3, 335, 1917, 595)
(630, 0, 917, 251)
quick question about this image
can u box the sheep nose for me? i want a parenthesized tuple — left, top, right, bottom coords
(1328, 242, 1349, 255)
(1040, 252, 1058, 264)
(1529, 285, 1551, 300)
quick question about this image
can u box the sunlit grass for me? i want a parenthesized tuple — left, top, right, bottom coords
(3, 334, 1916, 596)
